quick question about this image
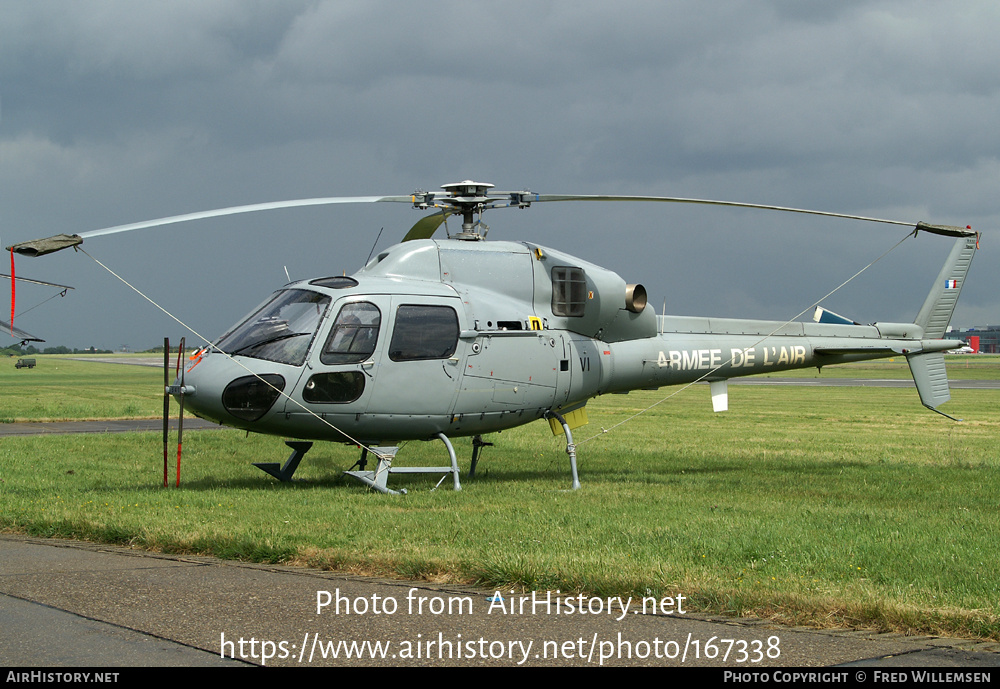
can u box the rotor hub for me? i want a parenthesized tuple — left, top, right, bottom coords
(410, 180, 534, 239)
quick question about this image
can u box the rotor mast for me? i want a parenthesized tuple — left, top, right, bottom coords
(446, 181, 492, 238)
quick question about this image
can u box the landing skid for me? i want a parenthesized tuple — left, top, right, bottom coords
(252, 426, 581, 492)
(545, 411, 581, 490)
(253, 440, 313, 482)
(343, 432, 462, 494)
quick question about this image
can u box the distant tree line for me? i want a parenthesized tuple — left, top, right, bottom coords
(1, 345, 115, 357)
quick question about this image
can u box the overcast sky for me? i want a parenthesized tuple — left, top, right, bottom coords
(2, 0, 998, 350)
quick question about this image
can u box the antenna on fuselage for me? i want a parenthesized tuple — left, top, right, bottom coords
(365, 227, 385, 264)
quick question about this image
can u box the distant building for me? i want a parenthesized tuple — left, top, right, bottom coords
(949, 326, 1000, 353)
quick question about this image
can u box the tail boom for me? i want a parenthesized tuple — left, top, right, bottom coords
(601, 234, 975, 414)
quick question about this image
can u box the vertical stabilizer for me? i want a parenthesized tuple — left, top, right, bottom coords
(906, 351, 951, 411)
(914, 236, 977, 338)
(906, 235, 976, 419)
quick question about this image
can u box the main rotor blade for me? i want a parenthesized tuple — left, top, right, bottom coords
(6, 194, 414, 256)
(402, 210, 452, 242)
(7, 184, 976, 259)
(79, 195, 413, 239)
(0, 318, 43, 343)
(530, 194, 920, 228)
(0, 273, 74, 290)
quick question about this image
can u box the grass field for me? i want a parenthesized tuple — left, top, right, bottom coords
(0, 355, 163, 422)
(1, 353, 999, 639)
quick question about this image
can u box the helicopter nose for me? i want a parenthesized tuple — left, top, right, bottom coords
(173, 350, 289, 427)
(165, 376, 195, 398)
(168, 352, 223, 423)
(219, 373, 286, 422)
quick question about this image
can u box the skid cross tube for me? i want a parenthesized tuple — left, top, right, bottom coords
(343, 433, 462, 494)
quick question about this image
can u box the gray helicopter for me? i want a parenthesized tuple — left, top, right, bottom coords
(8, 181, 977, 493)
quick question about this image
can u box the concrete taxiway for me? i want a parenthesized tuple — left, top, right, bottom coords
(1, 535, 997, 668)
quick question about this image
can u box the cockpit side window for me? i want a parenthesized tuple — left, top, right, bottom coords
(321, 302, 381, 365)
(388, 305, 459, 361)
(551, 266, 587, 317)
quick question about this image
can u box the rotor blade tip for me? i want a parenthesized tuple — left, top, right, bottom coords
(6, 234, 83, 257)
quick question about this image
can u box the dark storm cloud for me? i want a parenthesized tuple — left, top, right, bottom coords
(2, 0, 998, 348)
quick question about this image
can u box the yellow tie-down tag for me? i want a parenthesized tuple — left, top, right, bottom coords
(529, 316, 543, 331)
(548, 407, 589, 435)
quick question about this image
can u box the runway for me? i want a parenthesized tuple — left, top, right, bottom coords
(0, 417, 220, 436)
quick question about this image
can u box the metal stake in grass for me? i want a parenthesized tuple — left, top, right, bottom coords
(175, 337, 185, 488)
(162, 337, 169, 488)
(162, 336, 186, 487)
